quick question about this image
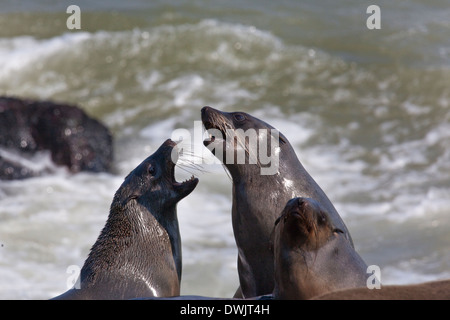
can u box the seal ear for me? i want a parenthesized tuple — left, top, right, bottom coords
(122, 194, 139, 207)
(269, 224, 276, 254)
(278, 133, 287, 145)
(124, 171, 133, 181)
(274, 215, 282, 227)
(270, 215, 284, 253)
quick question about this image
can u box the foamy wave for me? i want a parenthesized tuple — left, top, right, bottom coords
(0, 171, 122, 298)
(383, 260, 450, 285)
(0, 33, 92, 80)
(0, 19, 300, 110)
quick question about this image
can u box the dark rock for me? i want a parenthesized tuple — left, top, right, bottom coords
(0, 96, 113, 180)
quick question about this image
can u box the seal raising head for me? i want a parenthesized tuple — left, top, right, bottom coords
(201, 106, 354, 298)
(273, 197, 368, 300)
(52, 139, 198, 300)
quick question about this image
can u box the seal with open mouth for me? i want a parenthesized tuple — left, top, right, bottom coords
(273, 197, 368, 300)
(52, 139, 198, 299)
(201, 106, 354, 298)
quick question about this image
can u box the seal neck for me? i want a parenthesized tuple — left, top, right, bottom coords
(79, 200, 182, 295)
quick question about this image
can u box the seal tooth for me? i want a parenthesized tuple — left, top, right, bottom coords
(182, 175, 195, 183)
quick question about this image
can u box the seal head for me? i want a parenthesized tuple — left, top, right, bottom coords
(273, 197, 367, 300)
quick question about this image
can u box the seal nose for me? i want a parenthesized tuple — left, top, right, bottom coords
(163, 139, 177, 147)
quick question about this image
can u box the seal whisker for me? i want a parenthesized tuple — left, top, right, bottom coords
(235, 134, 261, 168)
(176, 156, 208, 174)
(175, 148, 208, 174)
(180, 165, 209, 176)
(221, 163, 232, 181)
(177, 148, 203, 157)
(177, 157, 205, 168)
(175, 163, 201, 176)
(180, 163, 208, 173)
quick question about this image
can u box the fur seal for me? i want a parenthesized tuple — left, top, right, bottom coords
(52, 139, 198, 299)
(201, 106, 354, 298)
(313, 279, 450, 300)
(273, 197, 368, 300)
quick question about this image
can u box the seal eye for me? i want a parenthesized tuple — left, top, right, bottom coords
(148, 165, 156, 175)
(233, 113, 246, 122)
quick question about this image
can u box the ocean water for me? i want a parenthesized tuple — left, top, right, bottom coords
(0, 0, 449, 299)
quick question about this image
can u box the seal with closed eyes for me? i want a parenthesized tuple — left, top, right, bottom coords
(273, 197, 368, 300)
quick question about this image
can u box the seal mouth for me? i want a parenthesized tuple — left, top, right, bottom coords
(172, 174, 198, 190)
(201, 106, 228, 148)
(168, 142, 199, 198)
(275, 198, 321, 234)
(170, 164, 199, 198)
(285, 209, 309, 228)
(202, 121, 227, 148)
